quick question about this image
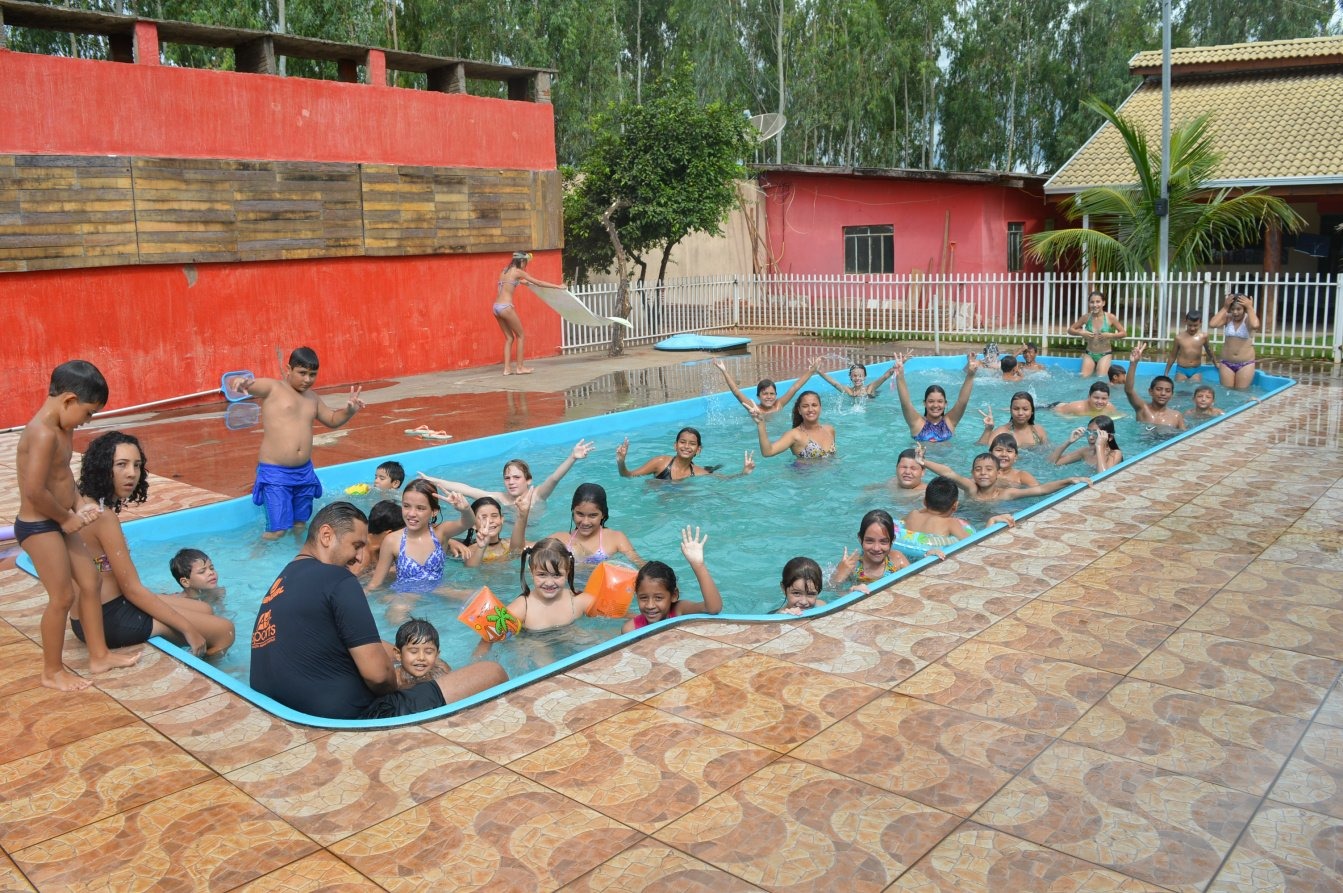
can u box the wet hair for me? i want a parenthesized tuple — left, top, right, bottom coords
(1088, 415, 1122, 452)
(50, 359, 108, 405)
(1151, 375, 1174, 390)
(376, 461, 405, 486)
(463, 496, 505, 546)
(675, 427, 702, 447)
(78, 431, 148, 511)
(1088, 381, 1111, 396)
(1010, 391, 1037, 425)
(402, 479, 441, 518)
(1185, 309, 1202, 321)
(924, 476, 959, 513)
(520, 536, 576, 597)
(1193, 384, 1215, 398)
(503, 459, 533, 481)
(897, 448, 919, 464)
(306, 501, 368, 543)
(1023, 342, 1038, 352)
(1088, 289, 1107, 307)
(922, 384, 947, 405)
(857, 509, 896, 542)
(791, 390, 821, 428)
(990, 433, 1019, 454)
(972, 452, 999, 470)
(571, 482, 609, 526)
(849, 363, 867, 376)
(756, 378, 778, 395)
(1000, 356, 1018, 373)
(634, 561, 678, 598)
(288, 346, 319, 370)
(1107, 365, 1126, 381)
(368, 500, 405, 535)
(395, 618, 439, 650)
(170, 548, 210, 585)
(780, 556, 823, 593)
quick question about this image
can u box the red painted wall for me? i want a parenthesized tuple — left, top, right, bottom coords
(761, 172, 1049, 276)
(0, 48, 560, 428)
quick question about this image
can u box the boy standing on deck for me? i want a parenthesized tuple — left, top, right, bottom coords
(236, 347, 365, 540)
(17, 360, 141, 690)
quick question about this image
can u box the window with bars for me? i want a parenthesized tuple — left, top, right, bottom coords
(843, 225, 894, 274)
(1007, 222, 1025, 272)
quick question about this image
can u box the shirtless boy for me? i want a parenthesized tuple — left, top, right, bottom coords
(17, 360, 140, 690)
(1125, 343, 1187, 431)
(238, 347, 365, 539)
(1053, 381, 1125, 418)
(1186, 385, 1225, 422)
(918, 449, 1088, 502)
(901, 477, 1015, 546)
(1164, 310, 1216, 382)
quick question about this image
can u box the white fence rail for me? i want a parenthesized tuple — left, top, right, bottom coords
(561, 272, 1343, 361)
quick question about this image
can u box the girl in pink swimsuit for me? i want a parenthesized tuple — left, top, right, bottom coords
(494, 251, 564, 376)
(621, 527, 723, 632)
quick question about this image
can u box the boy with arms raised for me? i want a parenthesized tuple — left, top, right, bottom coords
(17, 360, 139, 690)
(1125, 343, 1187, 431)
(236, 347, 365, 539)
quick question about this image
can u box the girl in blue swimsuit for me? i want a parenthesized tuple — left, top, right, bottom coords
(368, 480, 476, 592)
(893, 351, 981, 443)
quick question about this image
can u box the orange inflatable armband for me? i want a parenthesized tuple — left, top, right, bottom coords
(583, 561, 638, 618)
(458, 586, 521, 642)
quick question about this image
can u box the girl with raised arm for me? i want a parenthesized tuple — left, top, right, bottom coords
(615, 427, 753, 481)
(893, 351, 980, 442)
(978, 391, 1049, 446)
(713, 357, 819, 416)
(1208, 292, 1261, 389)
(493, 251, 564, 375)
(418, 439, 593, 517)
(1067, 290, 1126, 378)
(1050, 416, 1124, 471)
(751, 391, 837, 460)
(816, 359, 896, 400)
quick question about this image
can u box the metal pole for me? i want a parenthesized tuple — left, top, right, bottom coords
(776, 0, 784, 163)
(1156, 0, 1172, 335)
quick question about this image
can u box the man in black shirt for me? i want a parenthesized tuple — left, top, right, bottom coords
(250, 501, 505, 719)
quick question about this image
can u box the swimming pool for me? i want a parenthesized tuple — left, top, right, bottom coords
(26, 354, 1293, 728)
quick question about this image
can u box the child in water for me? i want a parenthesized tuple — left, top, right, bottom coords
(1050, 416, 1124, 471)
(170, 548, 225, 607)
(1186, 385, 1225, 422)
(901, 477, 1015, 547)
(505, 537, 594, 631)
(988, 434, 1040, 487)
(452, 495, 531, 566)
(367, 480, 476, 592)
(830, 509, 909, 593)
(775, 556, 827, 615)
(546, 483, 644, 566)
(393, 618, 451, 687)
(621, 527, 723, 632)
(918, 448, 1088, 502)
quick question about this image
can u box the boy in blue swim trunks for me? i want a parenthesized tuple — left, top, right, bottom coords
(1164, 310, 1216, 383)
(236, 347, 365, 540)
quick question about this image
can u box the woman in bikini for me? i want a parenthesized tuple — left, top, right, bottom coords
(546, 483, 644, 567)
(1208, 292, 1260, 390)
(978, 391, 1049, 446)
(1067, 290, 1126, 378)
(75, 432, 235, 657)
(615, 427, 754, 480)
(893, 351, 980, 443)
(751, 391, 837, 460)
(493, 251, 564, 375)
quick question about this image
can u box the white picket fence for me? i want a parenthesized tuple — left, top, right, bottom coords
(563, 271, 1343, 362)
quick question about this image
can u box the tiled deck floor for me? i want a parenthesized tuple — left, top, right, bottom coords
(1, 355, 1341, 891)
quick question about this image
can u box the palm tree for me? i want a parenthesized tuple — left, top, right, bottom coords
(1028, 99, 1302, 273)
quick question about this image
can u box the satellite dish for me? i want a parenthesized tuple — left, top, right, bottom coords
(748, 113, 787, 142)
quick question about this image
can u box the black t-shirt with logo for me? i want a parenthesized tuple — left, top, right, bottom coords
(250, 555, 381, 719)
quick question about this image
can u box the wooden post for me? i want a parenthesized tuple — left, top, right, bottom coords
(132, 21, 159, 65)
(1263, 218, 1281, 334)
(235, 37, 276, 75)
(365, 49, 387, 86)
(531, 72, 552, 104)
(602, 198, 631, 356)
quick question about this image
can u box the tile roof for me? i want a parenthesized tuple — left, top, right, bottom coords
(1129, 35, 1343, 70)
(1046, 70, 1343, 191)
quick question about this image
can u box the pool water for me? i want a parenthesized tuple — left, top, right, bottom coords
(119, 356, 1270, 687)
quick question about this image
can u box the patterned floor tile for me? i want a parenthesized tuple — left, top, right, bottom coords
(1167, 501, 1295, 538)
(1260, 536, 1343, 572)
(967, 548, 1090, 587)
(914, 557, 1057, 597)
(680, 619, 790, 647)
(855, 581, 1031, 637)
(12, 778, 315, 891)
(1130, 630, 1341, 718)
(1039, 572, 1218, 626)
(1029, 509, 1148, 538)
(1079, 549, 1240, 589)
(1063, 679, 1306, 795)
(559, 840, 766, 892)
(0, 724, 216, 851)
(0, 639, 42, 696)
(654, 758, 960, 893)
(975, 602, 1172, 673)
(1269, 724, 1343, 820)
(974, 742, 1260, 893)
(896, 641, 1121, 734)
(510, 705, 777, 832)
(0, 684, 136, 764)
(888, 823, 1167, 892)
(1185, 592, 1343, 660)
(0, 618, 23, 647)
(1225, 562, 1343, 607)
(0, 852, 35, 893)
(563, 629, 745, 700)
(754, 613, 962, 687)
(646, 653, 881, 752)
(226, 728, 496, 845)
(427, 677, 633, 764)
(1207, 802, 1343, 893)
(988, 526, 1131, 560)
(145, 692, 330, 774)
(88, 645, 224, 717)
(792, 694, 1051, 816)
(1320, 684, 1343, 728)
(330, 768, 644, 892)
(232, 851, 383, 891)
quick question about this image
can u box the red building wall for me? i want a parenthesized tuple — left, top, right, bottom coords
(760, 172, 1049, 276)
(0, 48, 560, 428)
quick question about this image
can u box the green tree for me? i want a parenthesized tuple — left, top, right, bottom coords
(1176, 0, 1335, 45)
(1027, 99, 1303, 273)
